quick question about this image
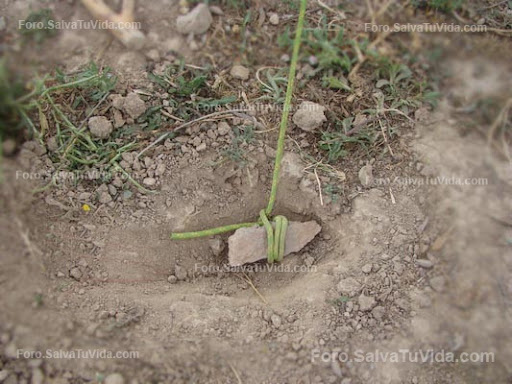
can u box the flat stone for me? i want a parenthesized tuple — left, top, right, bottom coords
(228, 221, 321, 266)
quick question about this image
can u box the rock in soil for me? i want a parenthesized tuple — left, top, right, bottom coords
(88, 116, 113, 139)
(228, 221, 321, 266)
(292, 101, 326, 132)
(123, 92, 146, 119)
(104, 373, 125, 384)
(176, 4, 213, 35)
(358, 294, 377, 311)
(416, 259, 434, 269)
(430, 276, 446, 292)
(337, 277, 361, 297)
(268, 13, 280, 25)
(217, 121, 231, 135)
(174, 265, 188, 281)
(358, 164, 374, 187)
(2, 139, 17, 156)
(209, 238, 225, 256)
(230, 65, 250, 80)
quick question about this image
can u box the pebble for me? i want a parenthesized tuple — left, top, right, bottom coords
(416, 259, 433, 269)
(31, 368, 44, 384)
(358, 294, 376, 311)
(176, 4, 213, 35)
(337, 277, 361, 297)
(208, 238, 225, 256)
(174, 265, 187, 281)
(123, 93, 146, 119)
(271, 314, 282, 328)
(104, 373, 125, 384)
(268, 13, 280, 25)
(110, 94, 125, 109)
(99, 191, 113, 204)
(361, 263, 372, 274)
(358, 165, 374, 187)
(230, 65, 250, 80)
(143, 177, 157, 187)
(69, 267, 82, 281)
(167, 275, 178, 284)
(217, 121, 231, 135)
(196, 142, 207, 152)
(88, 116, 113, 139)
(371, 305, 385, 320)
(2, 139, 17, 156)
(430, 276, 446, 292)
(292, 101, 326, 132)
(0, 371, 10, 382)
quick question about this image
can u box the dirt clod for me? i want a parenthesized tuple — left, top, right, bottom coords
(123, 93, 146, 119)
(292, 101, 326, 132)
(174, 265, 187, 281)
(337, 277, 362, 297)
(230, 65, 250, 80)
(88, 116, 113, 139)
(358, 165, 374, 187)
(358, 294, 376, 311)
(430, 276, 446, 292)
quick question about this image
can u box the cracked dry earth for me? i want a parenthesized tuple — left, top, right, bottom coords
(1, 56, 511, 384)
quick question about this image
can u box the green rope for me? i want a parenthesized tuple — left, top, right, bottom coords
(260, 210, 275, 263)
(170, 0, 308, 263)
(170, 222, 258, 240)
(265, 0, 307, 216)
(259, 210, 289, 264)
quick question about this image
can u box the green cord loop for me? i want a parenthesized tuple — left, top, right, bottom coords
(170, 0, 308, 264)
(259, 210, 289, 264)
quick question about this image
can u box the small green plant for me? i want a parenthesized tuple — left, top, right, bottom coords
(33, 293, 44, 307)
(222, 125, 254, 166)
(0, 59, 35, 141)
(279, 16, 354, 75)
(375, 62, 413, 96)
(149, 61, 236, 120)
(319, 117, 372, 162)
(323, 183, 341, 203)
(257, 68, 289, 104)
(19, 8, 57, 43)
